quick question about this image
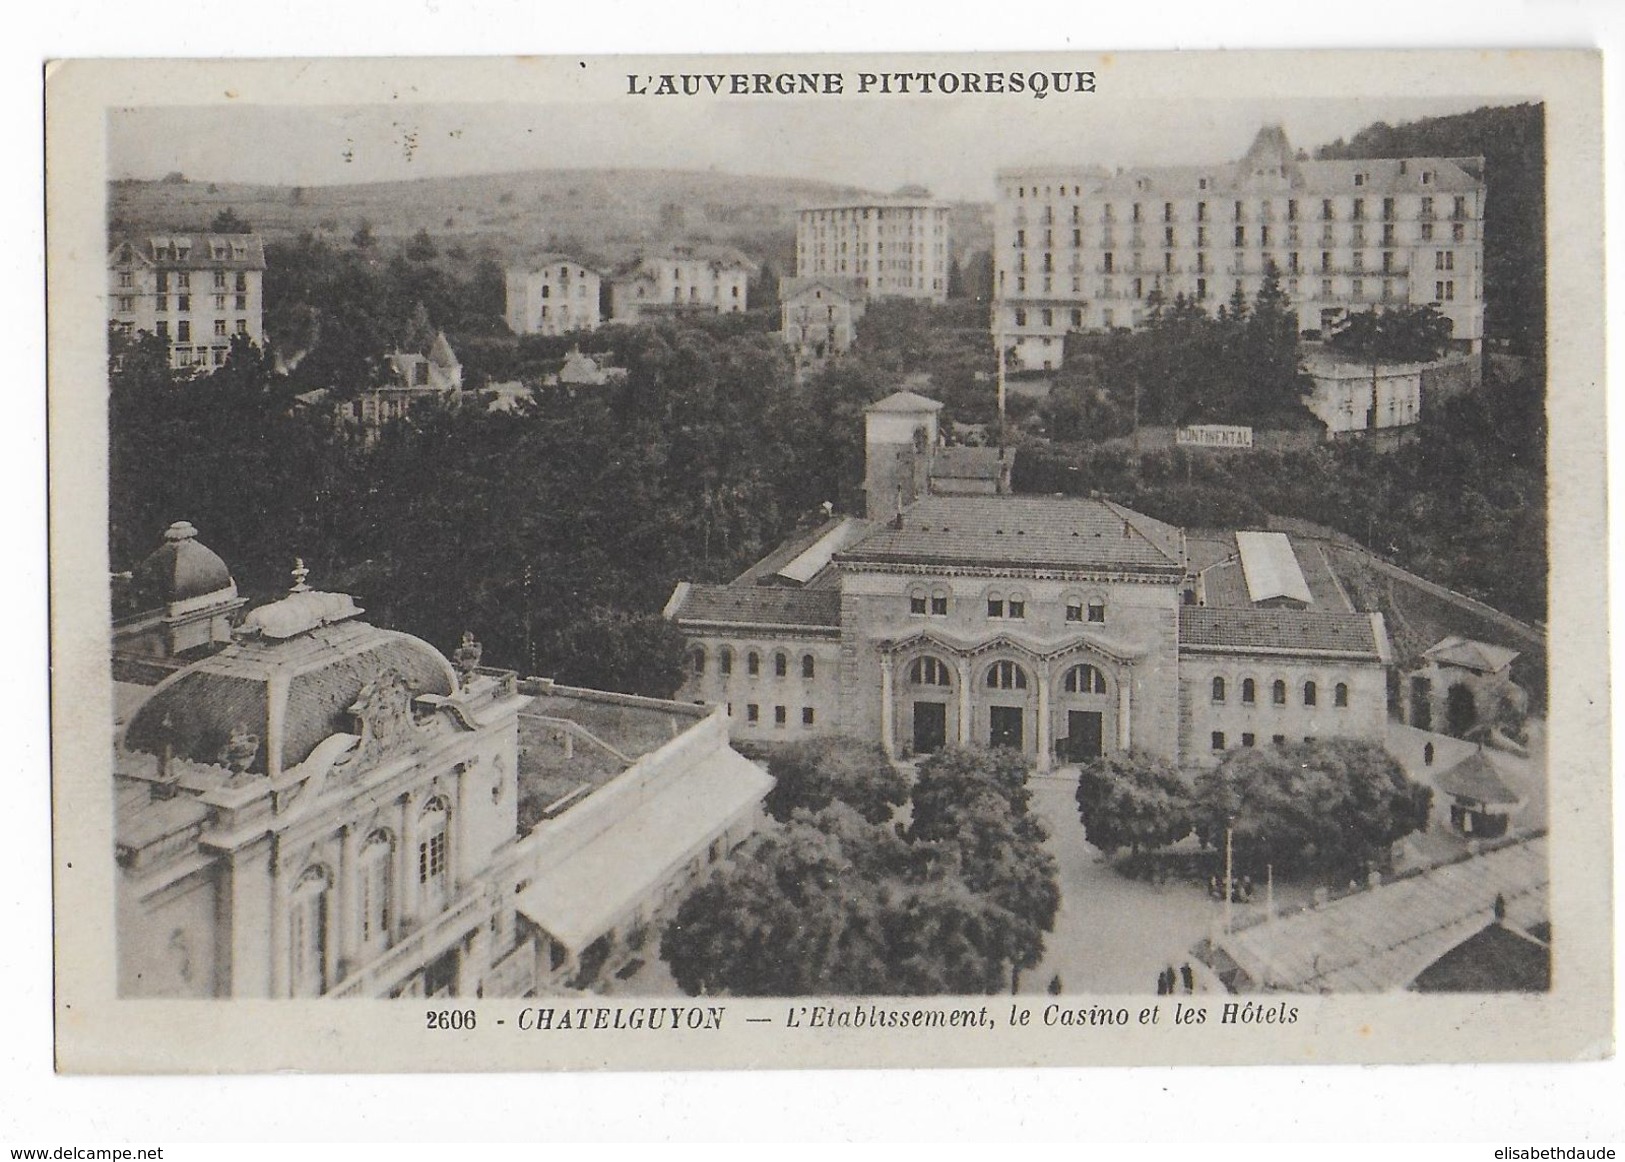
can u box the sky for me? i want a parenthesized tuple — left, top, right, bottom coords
(108, 95, 1508, 202)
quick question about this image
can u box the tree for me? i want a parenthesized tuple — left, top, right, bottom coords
(352, 218, 377, 250)
(763, 736, 908, 824)
(1190, 739, 1432, 878)
(209, 207, 252, 233)
(1074, 749, 1193, 856)
(908, 745, 1036, 838)
(659, 803, 1049, 996)
(1329, 305, 1453, 364)
(535, 607, 689, 697)
(405, 227, 438, 262)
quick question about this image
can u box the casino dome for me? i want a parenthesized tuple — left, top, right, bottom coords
(124, 521, 237, 613)
(121, 583, 458, 778)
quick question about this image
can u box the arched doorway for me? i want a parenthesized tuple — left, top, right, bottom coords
(983, 658, 1032, 753)
(904, 654, 955, 755)
(1055, 661, 1113, 761)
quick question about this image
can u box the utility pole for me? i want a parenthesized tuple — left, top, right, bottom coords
(1223, 821, 1235, 937)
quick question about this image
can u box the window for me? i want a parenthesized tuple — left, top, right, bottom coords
(719, 646, 733, 676)
(417, 797, 450, 911)
(910, 593, 928, 615)
(986, 660, 1028, 690)
(911, 657, 952, 687)
(155, 295, 168, 313)
(1065, 600, 1083, 623)
(177, 321, 191, 343)
(774, 652, 788, 679)
(213, 318, 228, 337)
(1272, 735, 1286, 747)
(746, 703, 759, 724)
(1334, 682, 1349, 708)
(1211, 677, 1226, 703)
(358, 832, 393, 949)
(1241, 733, 1256, 748)
(1272, 680, 1287, 706)
(156, 321, 169, 339)
(214, 271, 227, 289)
(236, 294, 247, 310)
(1007, 597, 1025, 620)
(1241, 678, 1256, 704)
(1064, 664, 1106, 695)
(987, 596, 1005, 618)
(117, 271, 133, 288)
(115, 295, 134, 312)
(1321, 199, 1334, 221)
(1233, 226, 1245, 247)
(1211, 731, 1226, 752)
(802, 654, 815, 680)
(289, 866, 330, 998)
(802, 707, 815, 726)
(774, 705, 787, 727)
(930, 593, 948, 616)
(156, 272, 169, 292)
(1303, 681, 1318, 707)
(689, 648, 706, 677)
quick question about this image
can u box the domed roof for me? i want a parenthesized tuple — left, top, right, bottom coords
(121, 602, 457, 778)
(125, 521, 236, 612)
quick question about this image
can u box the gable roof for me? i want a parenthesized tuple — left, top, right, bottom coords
(839, 494, 1185, 575)
(1180, 606, 1388, 659)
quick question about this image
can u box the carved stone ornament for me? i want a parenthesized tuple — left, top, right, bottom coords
(347, 669, 423, 768)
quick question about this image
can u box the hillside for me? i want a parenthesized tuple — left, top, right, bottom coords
(1315, 103, 1545, 356)
(108, 168, 994, 276)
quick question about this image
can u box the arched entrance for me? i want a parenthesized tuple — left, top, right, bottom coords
(1446, 683, 1478, 737)
(1055, 660, 1114, 762)
(903, 654, 956, 755)
(982, 658, 1034, 754)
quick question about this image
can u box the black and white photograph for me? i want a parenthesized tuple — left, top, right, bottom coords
(44, 49, 1610, 1077)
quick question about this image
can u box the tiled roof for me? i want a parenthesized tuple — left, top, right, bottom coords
(1433, 750, 1522, 807)
(840, 495, 1185, 574)
(779, 276, 865, 301)
(931, 446, 1006, 481)
(731, 516, 875, 586)
(1180, 606, 1385, 658)
(668, 583, 842, 630)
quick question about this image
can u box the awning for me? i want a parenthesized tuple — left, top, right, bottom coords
(514, 745, 772, 954)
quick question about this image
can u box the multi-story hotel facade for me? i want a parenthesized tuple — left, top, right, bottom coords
(795, 198, 952, 303)
(993, 126, 1486, 371)
(108, 233, 267, 371)
(505, 258, 604, 336)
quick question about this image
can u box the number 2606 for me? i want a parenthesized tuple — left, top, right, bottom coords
(426, 1009, 476, 1030)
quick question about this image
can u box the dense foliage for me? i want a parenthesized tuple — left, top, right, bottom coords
(1189, 739, 1433, 878)
(1017, 355, 1547, 624)
(1328, 305, 1454, 365)
(1074, 750, 1194, 856)
(1046, 272, 1318, 438)
(763, 736, 909, 825)
(660, 747, 1058, 995)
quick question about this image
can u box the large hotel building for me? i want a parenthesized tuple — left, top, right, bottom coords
(108, 233, 266, 371)
(993, 126, 1486, 371)
(795, 197, 952, 303)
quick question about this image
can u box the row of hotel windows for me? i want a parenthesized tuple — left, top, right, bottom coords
(731, 703, 816, 727)
(1013, 245, 1463, 275)
(117, 270, 250, 291)
(1210, 676, 1350, 707)
(692, 647, 817, 679)
(116, 319, 251, 342)
(1007, 193, 1470, 221)
(115, 295, 251, 314)
(1211, 732, 1326, 751)
(1015, 223, 1466, 254)
(909, 587, 1107, 624)
(1005, 276, 1457, 322)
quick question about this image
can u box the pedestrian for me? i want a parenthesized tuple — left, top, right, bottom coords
(1181, 963, 1194, 994)
(1048, 974, 1063, 996)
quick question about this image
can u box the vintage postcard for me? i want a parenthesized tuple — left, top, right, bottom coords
(46, 50, 1609, 1073)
